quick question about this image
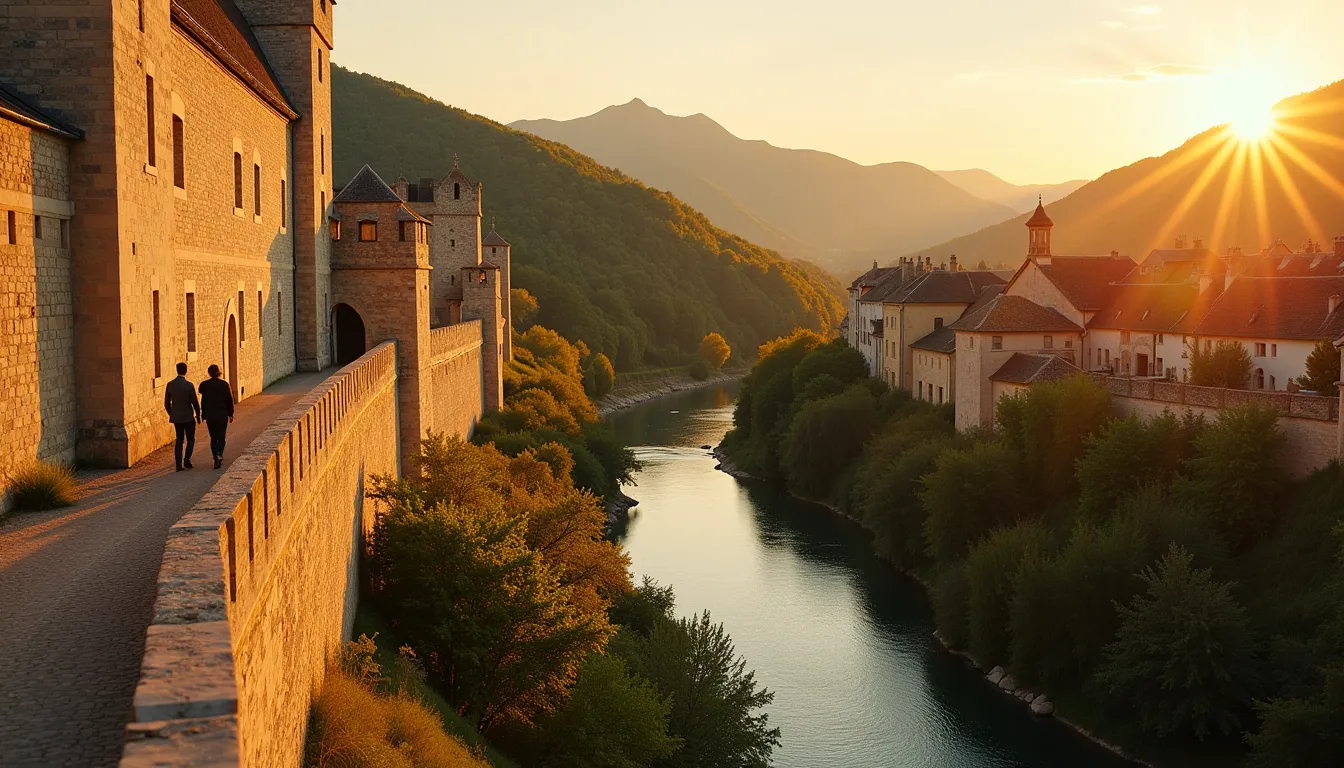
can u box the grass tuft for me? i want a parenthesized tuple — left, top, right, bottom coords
(7, 460, 78, 512)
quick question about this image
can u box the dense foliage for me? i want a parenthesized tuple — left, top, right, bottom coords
(1297, 339, 1341, 396)
(721, 331, 1344, 765)
(698, 333, 731, 370)
(1188, 340, 1253, 389)
(332, 66, 843, 371)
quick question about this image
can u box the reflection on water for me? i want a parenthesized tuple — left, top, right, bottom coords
(609, 383, 1132, 768)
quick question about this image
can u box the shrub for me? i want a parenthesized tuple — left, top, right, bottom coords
(1099, 545, 1258, 739)
(6, 459, 78, 512)
(583, 353, 615, 397)
(780, 384, 880, 498)
(1296, 339, 1341, 397)
(688, 358, 712, 381)
(921, 442, 1023, 562)
(699, 332, 732, 370)
(963, 521, 1052, 666)
(1175, 406, 1286, 551)
(995, 374, 1112, 503)
(1189, 340, 1253, 389)
(1075, 411, 1204, 519)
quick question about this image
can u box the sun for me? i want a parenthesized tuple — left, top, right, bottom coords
(1230, 102, 1277, 142)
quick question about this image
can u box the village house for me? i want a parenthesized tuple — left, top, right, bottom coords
(846, 262, 901, 375)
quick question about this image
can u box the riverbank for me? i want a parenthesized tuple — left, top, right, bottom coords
(711, 441, 1148, 767)
(596, 368, 745, 417)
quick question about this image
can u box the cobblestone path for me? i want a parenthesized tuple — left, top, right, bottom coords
(0, 372, 330, 767)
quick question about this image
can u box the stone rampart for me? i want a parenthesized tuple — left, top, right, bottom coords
(1090, 375, 1340, 478)
(427, 320, 485, 440)
(120, 342, 400, 767)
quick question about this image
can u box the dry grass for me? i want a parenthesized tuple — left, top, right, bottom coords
(6, 460, 78, 512)
(306, 674, 491, 768)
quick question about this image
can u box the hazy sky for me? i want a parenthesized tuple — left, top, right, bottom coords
(334, 0, 1344, 185)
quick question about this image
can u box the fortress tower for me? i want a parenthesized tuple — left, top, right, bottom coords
(233, 0, 336, 372)
(462, 261, 505, 411)
(482, 223, 513, 361)
(398, 156, 484, 325)
(329, 165, 433, 462)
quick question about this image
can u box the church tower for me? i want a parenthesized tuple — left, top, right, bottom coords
(233, 0, 336, 371)
(1026, 197, 1053, 259)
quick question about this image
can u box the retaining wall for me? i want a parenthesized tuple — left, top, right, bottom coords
(427, 320, 485, 440)
(1092, 375, 1340, 478)
(120, 342, 400, 767)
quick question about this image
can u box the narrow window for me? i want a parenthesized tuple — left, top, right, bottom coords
(257, 290, 263, 338)
(254, 163, 262, 216)
(238, 290, 246, 340)
(234, 152, 243, 209)
(172, 116, 185, 188)
(145, 75, 156, 166)
(185, 292, 197, 352)
(138, 0, 144, 31)
(7, 211, 14, 244)
(1271, 343, 1277, 357)
(1043, 335, 1053, 349)
(399, 221, 408, 241)
(320, 190, 325, 215)
(280, 180, 286, 227)
(317, 49, 323, 82)
(453, 182, 460, 200)
(359, 220, 377, 241)
(992, 336, 1002, 350)
(450, 238, 455, 247)
(33, 215, 41, 241)
(152, 290, 162, 378)
(320, 134, 325, 175)
(60, 219, 68, 247)
(330, 219, 340, 240)
(933, 317, 943, 329)
(277, 291, 283, 333)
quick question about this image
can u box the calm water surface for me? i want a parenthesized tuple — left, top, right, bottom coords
(609, 382, 1133, 768)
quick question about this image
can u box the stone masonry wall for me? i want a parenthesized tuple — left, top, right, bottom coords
(0, 119, 76, 512)
(428, 320, 484, 440)
(1095, 375, 1340, 479)
(121, 342, 399, 768)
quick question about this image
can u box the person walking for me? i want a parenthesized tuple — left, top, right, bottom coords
(164, 362, 201, 471)
(199, 364, 235, 469)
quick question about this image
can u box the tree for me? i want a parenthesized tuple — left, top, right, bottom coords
(780, 384, 881, 498)
(1099, 545, 1257, 739)
(1296, 339, 1341, 396)
(1188, 340, 1253, 389)
(699, 332, 731, 370)
(1074, 411, 1204, 519)
(530, 654, 680, 768)
(1174, 406, 1285, 550)
(921, 442, 1024, 562)
(583, 352, 615, 398)
(994, 375, 1113, 502)
(512, 287, 541, 330)
(963, 521, 1051, 666)
(1248, 665, 1344, 767)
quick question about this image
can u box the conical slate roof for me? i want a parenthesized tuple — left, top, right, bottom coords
(333, 164, 402, 203)
(1026, 200, 1054, 228)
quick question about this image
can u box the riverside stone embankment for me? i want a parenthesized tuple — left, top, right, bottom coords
(597, 369, 743, 417)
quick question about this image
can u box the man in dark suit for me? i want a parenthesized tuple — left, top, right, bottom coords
(199, 364, 235, 469)
(164, 362, 201, 471)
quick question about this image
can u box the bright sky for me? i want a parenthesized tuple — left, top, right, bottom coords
(333, 0, 1344, 185)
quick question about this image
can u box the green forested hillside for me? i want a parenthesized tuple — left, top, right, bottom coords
(331, 66, 844, 370)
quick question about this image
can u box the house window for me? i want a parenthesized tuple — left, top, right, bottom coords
(1270, 375, 1276, 390)
(330, 219, 340, 240)
(1255, 343, 1266, 357)
(1064, 339, 1072, 349)
(969, 336, 975, 350)
(1043, 335, 1053, 349)
(1156, 357, 1163, 375)
(937, 386, 944, 404)
(280, 180, 287, 227)
(1255, 368, 1265, 389)
(172, 116, 185, 188)
(257, 290, 263, 338)
(145, 75, 155, 166)
(934, 317, 943, 330)
(1088, 347, 1093, 368)
(917, 380, 923, 399)
(359, 220, 377, 241)
(1271, 344, 1277, 357)
(992, 336, 1002, 350)
(253, 163, 262, 217)
(233, 152, 243, 210)
(152, 290, 162, 378)
(185, 292, 196, 353)
(1105, 349, 1111, 365)
(399, 221, 408, 241)
(1156, 333, 1164, 344)
(1120, 330, 1131, 344)
(238, 290, 246, 340)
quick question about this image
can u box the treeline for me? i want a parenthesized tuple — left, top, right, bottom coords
(307, 315, 780, 767)
(721, 331, 1344, 765)
(331, 66, 844, 371)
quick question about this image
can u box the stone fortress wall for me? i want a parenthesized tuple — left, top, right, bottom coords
(121, 343, 401, 767)
(1093, 374, 1340, 478)
(429, 319, 486, 440)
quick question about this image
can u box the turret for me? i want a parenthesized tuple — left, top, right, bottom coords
(462, 262, 504, 411)
(482, 221, 512, 362)
(1026, 197, 1053, 259)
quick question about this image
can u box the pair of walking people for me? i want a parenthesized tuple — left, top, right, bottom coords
(163, 362, 235, 471)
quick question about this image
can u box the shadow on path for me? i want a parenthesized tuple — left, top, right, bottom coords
(0, 371, 332, 767)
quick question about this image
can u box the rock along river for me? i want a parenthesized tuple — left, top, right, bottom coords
(608, 381, 1135, 768)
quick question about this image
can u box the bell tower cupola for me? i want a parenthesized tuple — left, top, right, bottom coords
(1026, 196, 1053, 259)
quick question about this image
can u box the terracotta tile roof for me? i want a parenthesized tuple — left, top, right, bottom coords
(1035, 255, 1136, 310)
(0, 83, 82, 139)
(1026, 202, 1053, 228)
(990, 353, 1081, 384)
(948, 294, 1083, 334)
(869, 269, 1005, 304)
(1121, 248, 1220, 283)
(1243, 252, 1344, 278)
(911, 325, 957, 353)
(850, 265, 899, 291)
(171, 0, 297, 119)
(1191, 276, 1344, 341)
(333, 165, 403, 203)
(1089, 282, 1223, 333)
(482, 230, 510, 247)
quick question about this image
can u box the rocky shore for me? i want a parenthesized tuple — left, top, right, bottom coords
(596, 369, 743, 417)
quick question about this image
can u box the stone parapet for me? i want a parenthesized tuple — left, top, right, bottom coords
(121, 342, 400, 768)
(429, 319, 481, 364)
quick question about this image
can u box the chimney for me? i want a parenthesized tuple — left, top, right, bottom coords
(925, 256, 932, 272)
(1194, 238, 1204, 250)
(1175, 235, 1186, 249)
(950, 255, 958, 272)
(873, 260, 879, 271)
(1330, 294, 1341, 316)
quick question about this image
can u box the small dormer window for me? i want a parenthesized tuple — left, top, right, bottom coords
(359, 220, 376, 241)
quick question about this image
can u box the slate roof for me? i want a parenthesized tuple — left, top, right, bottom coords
(333, 165, 403, 203)
(482, 230, 510, 247)
(850, 265, 899, 291)
(1122, 248, 1220, 283)
(1032, 255, 1137, 310)
(947, 294, 1083, 334)
(395, 206, 431, 224)
(911, 325, 957, 353)
(1088, 282, 1222, 333)
(990, 353, 1082, 384)
(1244, 251, 1344, 278)
(0, 83, 82, 139)
(869, 269, 1005, 304)
(1191, 276, 1344, 341)
(171, 0, 297, 119)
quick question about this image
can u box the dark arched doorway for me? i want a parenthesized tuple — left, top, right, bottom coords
(333, 303, 366, 366)
(226, 315, 239, 401)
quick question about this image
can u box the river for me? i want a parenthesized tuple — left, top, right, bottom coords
(608, 382, 1134, 768)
